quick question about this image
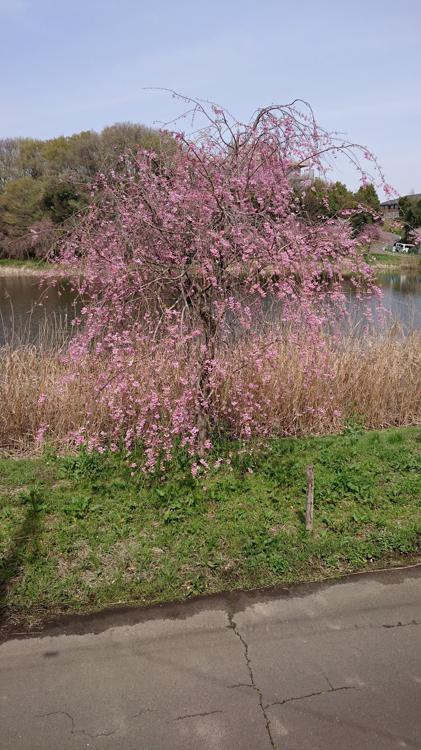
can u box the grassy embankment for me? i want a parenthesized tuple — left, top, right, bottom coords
(1, 248, 420, 273)
(1, 427, 420, 633)
(0, 259, 51, 275)
(1, 248, 419, 281)
(368, 251, 421, 270)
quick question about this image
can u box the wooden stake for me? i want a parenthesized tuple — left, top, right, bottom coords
(306, 464, 314, 531)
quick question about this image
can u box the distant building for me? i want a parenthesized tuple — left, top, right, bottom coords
(380, 198, 400, 219)
(380, 193, 421, 219)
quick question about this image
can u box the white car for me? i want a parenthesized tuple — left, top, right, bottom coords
(392, 242, 416, 254)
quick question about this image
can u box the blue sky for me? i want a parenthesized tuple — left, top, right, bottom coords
(1, 0, 420, 195)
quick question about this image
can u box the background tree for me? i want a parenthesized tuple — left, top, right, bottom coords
(0, 176, 45, 232)
(0, 138, 23, 188)
(17, 138, 47, 179)
(351, 183, 380, 234)
(354, 183, 380, 211)
(298, 178, 380, 235)
(399, 195, 421, 242)
(327, 181, 355, 215)
(0, 176, 46, 258)
(101, 123, 161, 156)
(0, 122, 173, 258)
(41, 178, 89, 224)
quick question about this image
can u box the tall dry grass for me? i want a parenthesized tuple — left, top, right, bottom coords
(1, 327, 421, 453)
(218, 330, 421, 436)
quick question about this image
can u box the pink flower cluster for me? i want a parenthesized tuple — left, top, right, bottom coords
(57, 98, 385, 468)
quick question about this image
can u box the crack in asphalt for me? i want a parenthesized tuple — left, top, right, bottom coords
(175, 710, 223, 721)
(36, 710, 116, 739)
(382, 619, 421, 629)
(323, 673, 335, 691)
(335, 619, 421, 633)
(267, 684, 357, 709)
(227, 613, 275, 749)
(129, 708, 156, 719)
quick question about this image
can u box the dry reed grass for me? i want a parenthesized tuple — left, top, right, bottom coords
(1, 326, 421, 453)
(219, 329, 421, 437)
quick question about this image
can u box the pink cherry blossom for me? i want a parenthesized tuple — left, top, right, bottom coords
(55, 95, 386, 468)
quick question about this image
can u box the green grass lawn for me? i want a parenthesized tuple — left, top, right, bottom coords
(1, 427, 420, 632)
(369, 251, 421, 268)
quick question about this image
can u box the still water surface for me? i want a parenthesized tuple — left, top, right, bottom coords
(0, 274, 77, 346)
(1, 268, 420, 347)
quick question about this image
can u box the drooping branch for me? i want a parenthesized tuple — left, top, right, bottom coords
(57, 94, 387, 467)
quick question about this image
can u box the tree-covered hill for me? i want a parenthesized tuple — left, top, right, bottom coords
(0, 122, 382, 261)
(0, 123, 173, 259)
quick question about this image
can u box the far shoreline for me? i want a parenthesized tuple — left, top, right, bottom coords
(0, 259, 51, 276)
(1, 250, 420, 278)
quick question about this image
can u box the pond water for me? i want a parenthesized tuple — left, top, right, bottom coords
(0, 267, 420, 347)
(344, 267, 421, 334)
(374, 268, 421, 329)
(0, 273, 78, 347)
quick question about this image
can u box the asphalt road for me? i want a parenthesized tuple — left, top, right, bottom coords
(1, 566, 420, 749)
